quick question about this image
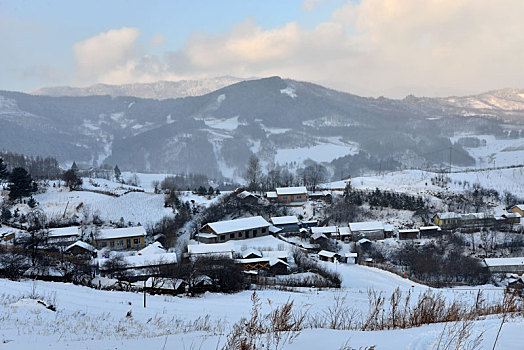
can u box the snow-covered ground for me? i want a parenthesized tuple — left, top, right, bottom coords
(323, 167, 524, 199)
(452, 134, 524, 168)
(0, 264, 520, 349)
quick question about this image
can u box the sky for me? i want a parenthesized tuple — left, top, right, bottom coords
(1, 0, 523, 98)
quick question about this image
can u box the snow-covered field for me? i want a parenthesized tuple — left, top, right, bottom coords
(0, 264, 521, 349)
(323, 167, 524, 199)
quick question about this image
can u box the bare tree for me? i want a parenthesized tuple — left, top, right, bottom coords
(244, 155, 262, 193)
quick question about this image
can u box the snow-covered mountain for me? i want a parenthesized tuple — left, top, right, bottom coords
(2, 77, 522, 179)
(404, 88, 524, 122)
(31, 76, 247, 100)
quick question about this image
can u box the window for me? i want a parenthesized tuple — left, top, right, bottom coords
(220, 235, 225, 241)
(253, 230, 257, 237)
(296, 195, 302, 199)
(262, 228, 267, 233)
(117, 240, 124, 247)
(110, 241, 115, 248)
(126, 239, 131, 247)
(238, 231, 242, 237)
(133, 238, 140, 245)
(283, 196, 288, 200)
(100, 241, 107, 248)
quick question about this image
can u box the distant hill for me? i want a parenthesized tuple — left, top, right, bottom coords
(31, 76, 247, 100)
(2, 77, 522, 179)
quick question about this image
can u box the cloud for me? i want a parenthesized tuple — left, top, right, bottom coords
(150, 33, 166, 47)
(73, 27, 141, 84)
(69, 1, 524, 97)
(302, 0, 326, 11)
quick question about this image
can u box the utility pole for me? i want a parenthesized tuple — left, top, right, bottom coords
(449, 147, 452, 174)
(143, 279, 146, 308)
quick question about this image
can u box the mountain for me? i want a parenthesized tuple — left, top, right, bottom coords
(31, 76, 246, 100)
(403, 88, 524, 123)
(1, 77, 521, 180)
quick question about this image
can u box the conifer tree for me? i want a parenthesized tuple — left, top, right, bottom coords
(114, 165, 122, 182)
(8, 167, 33, 202)
(0, 158, 8, 181)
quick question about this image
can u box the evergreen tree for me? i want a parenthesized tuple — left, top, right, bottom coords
(114, 165, 122, 182)
(8, 167, 33, 202)
(71, 161, 79, 172)
(27, 196, 37, 208)
(0, 158, 8, 181)
(62, 169, 83, 190)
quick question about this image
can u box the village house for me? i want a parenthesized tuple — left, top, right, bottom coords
(98, 252, 178, 280)
(310, 226, 338, 238)
(307, 191, 332, 203)
(502, 212, 522, 225)
(65, 241, 97, 258)
(270, 216, 300, 233)
(236, 190, 260, 205)
(275, 186, 308, 203)
(384, 224, 395, 238)
(433, 212, 461, 228)
(187, 242, 234, 260)
(459, 213, 496, 228)
(398, 229, 419, 240)
(337, 226, 352, 242)
(95, 226, 146, 250)
(235, 257, 289, 275)
(144, 277, 188, 295)
(345, 252, 358, 264)
(318, 250, 341, 262)
(419, 226, 442, 238)
(511, 204, 524, 217)
(483, 257, 524, 274)
(300, 220, 318, 229)
(349, 221, 385, 241)
(310, 231, 329, 245)
(47, 226, 80, 246)
(197, 216, 271, 243)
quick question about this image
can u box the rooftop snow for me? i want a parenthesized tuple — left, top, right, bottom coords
(311, 232, 328, 240)
(311, 226, 338, 234)
(398, 229, 420, 233)
(48, 226, 80, 237)
(97, 226, 146, 240)
(436, 212, 460, 219)
(266, 191, 278, 198)
(270, 216, 299, 225)
(187, 242, 235, 255)
(275, 187, 307, 195)
(137, 242, 166, 255)
(65, 241, 96, 252)
(419, 226, 441, 230)
(99, 253, 178, 270)
(318, 250, 339, 258)
(205, 216, 270, 234)
(484, 257, 524, 267)
(242, 248, 262, 258)
(349, 221, 384, 232)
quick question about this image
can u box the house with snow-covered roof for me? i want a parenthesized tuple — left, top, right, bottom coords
(197, 216, 271, 243)
(511, 204, 524, 217)
(433, 212, 460, 228)
(483, 257, 524, 274)
(65, 241, 97, 257)
(47, 226, 80, 245)
(349, 221, 385, 241)
(95, 226, 146, 250)
(275, 187, 307, 203)
(318, 250, 341, 262)
(270, 216, 300, 232)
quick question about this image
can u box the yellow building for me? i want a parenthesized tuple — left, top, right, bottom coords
(511, 204, 524, 217)
(95, 226, 146, 250)
(433, 212, 460, 228)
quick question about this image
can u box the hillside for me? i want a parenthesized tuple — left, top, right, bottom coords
(2, 77, 522, 179)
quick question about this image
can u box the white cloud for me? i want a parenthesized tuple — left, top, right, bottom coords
(70, 1, 524, 97)
(150, 33, 166, 47)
